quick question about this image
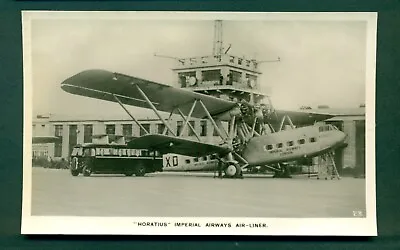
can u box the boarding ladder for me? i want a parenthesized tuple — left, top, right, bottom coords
(316, 152, 341, 180)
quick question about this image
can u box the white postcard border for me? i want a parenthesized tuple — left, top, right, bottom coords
(21, 11, 377, 236)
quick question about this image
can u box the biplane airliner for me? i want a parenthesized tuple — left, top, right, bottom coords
(60, 69, 347, 178)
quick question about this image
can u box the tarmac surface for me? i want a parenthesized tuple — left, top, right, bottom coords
(30, 167, 366, 218)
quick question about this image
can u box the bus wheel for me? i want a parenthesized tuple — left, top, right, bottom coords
(82, 165, 92, 177)
(135, 165, 146, 177)
(70, 169, 80, 176)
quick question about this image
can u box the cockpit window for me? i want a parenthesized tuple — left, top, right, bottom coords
(319, 125, 333, 132)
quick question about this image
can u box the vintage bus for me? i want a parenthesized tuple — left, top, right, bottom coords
(69, 143, 163, 177)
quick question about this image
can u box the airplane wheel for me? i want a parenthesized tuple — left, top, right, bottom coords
(225, 164, 237, 177)
(224, 163, 242, 178)
(82, 165, 92, 177)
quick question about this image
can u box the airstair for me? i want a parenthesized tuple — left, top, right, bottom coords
(315, 152, 341, 180)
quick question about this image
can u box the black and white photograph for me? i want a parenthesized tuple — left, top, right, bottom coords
(22, 11, 377, 236)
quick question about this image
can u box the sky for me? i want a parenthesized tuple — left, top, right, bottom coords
(27, 13, 370, 118)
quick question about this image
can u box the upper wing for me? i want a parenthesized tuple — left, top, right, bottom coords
(270, 109, 335, 126)
(127, 134, 230, 157)
(61, 69, 237, 119)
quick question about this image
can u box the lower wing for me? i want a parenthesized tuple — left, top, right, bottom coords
(127, 134, 230, 157)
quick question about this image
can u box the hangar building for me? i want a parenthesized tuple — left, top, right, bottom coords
(32, 105, 365, 176)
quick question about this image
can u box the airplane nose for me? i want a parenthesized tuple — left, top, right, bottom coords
(339, 131, 347, 143)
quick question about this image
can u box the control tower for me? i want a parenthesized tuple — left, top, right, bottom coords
(157, 20, 276, 107)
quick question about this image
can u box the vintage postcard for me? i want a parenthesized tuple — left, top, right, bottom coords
(21, 11, 377, 236)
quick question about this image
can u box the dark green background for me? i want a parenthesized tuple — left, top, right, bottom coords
(0, 0, 399, 249)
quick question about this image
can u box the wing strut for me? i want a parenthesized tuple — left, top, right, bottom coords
(179, 100, 197, 137)
(278, 115, 296, 131)
(177, 108, 201, 141)
(228, 115, 236, 142)
(198, 100, 228, 142)
(112, 94, 149, 135)
(135, 84, 176, 136)
(163, 110, 175, 135)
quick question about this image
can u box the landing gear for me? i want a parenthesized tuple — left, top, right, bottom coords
(272, 164, 292, 178)
(223, 163, 243, 179)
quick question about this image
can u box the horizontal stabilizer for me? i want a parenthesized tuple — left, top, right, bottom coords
(127, 134, 230, 157)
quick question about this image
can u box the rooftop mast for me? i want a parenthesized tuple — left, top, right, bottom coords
(213, 20, 224, 56)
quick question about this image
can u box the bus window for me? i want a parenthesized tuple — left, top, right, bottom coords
(95, 148, 101, 155)
(121, 149, 127, 156)
(71, 147, 81, 156)
(112, 148, 118, 156)
(103, 148, 111, 155)
(83, 148, 91, 156)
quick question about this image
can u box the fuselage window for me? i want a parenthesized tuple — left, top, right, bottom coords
(210, 155, 217, 160)
(185, 159, 191, 164)
(202, 156, 208, 161)
(298, 139, 305, 145)
(194, 157, 199, 162)
(287, 141, 294, 147)
(266, 145, 273, 150)
(310, 137, 316, 143)
(276, 143, 283, 148)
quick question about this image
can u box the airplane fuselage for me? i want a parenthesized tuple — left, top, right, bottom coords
(162, 124, 347, 172)
(242, 124, 347, 166)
